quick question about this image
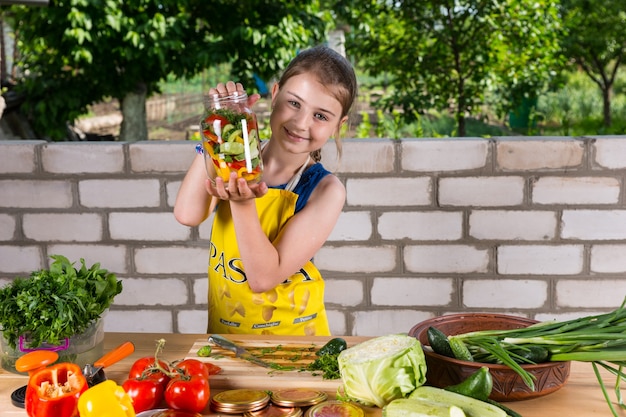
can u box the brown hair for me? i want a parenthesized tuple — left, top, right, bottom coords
(277, 44, 358, 162)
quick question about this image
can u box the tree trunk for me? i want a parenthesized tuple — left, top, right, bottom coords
(456, 107, 466, 137)
(602, 87, 612, 128)
(119, 82, 148, 142)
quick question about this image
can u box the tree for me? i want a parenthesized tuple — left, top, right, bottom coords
(560, 0, 626, 128)
(335, 0, 562, 137)
(8, 0, 329, 141)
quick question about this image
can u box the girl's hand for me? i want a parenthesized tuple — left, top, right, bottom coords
(208, 81, 261, 108)
(206, 171, 268, 202)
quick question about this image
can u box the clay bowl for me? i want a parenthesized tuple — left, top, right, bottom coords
(409, 313, 571, 402)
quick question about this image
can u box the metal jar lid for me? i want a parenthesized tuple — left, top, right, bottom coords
(245, 403, 303, 417)
(270, 388, 328, 408)
(305, 401, 364, 417)
(211, 389, 271, 414)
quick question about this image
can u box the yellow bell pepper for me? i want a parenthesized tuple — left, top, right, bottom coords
(77, 380, 135, 417)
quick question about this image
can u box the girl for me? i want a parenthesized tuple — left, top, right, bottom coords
(174, 45, 357, 335)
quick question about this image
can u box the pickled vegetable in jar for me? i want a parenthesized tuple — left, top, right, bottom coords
(201, 92, 263, 185)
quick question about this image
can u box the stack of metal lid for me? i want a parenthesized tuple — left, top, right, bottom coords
(304, 400, 365, 417)
(244, 403, 303, 417)
(270, 389, 328, 408)
(210, 389, 271, 414)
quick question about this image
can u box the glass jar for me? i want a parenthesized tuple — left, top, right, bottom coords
(200, 92, 263, 185)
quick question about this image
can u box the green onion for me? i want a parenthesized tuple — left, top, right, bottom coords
(447, 297, 626, 417)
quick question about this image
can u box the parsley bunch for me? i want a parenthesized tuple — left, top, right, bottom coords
(0, 255, 122, 349)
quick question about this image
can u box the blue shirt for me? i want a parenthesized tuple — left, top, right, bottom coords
(270, 163, 330, 213)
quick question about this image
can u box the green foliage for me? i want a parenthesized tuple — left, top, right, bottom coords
(560, 0, 626, 127)
(0, 255, 122, 350)
(537, 69, 626, 135)
(335, 0, 563, 137)
(9, 0, 330, 140)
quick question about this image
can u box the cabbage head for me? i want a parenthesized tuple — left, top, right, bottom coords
(337, 334, 427, 408)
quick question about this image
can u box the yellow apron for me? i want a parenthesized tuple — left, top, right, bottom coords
(207, 187, 330, 336)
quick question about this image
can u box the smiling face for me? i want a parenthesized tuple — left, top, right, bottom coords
(269, 72, 347, 156)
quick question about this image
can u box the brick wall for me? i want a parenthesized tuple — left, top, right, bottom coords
(1, 136, 626, 337)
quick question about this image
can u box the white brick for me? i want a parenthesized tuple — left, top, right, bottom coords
(0, 214, 16, 240)
(324, 279, 364, 306)
(0, 180, 72, 208)
(115, 278, 188, 305)
(532, 177, 620, 204)
(556, 280, 626, 308)
(130, 141, 195, 173)
(463, 279, 547, 308)
(166, 180, 182, 208)
(79, 179, 161, 208)
(322, 139, 395, 173)
(326, 309, 347, 336)
(562, 210, 626, 240)
(109, 212, 191, 241)
(177, 309, 208, 333)
(379, 211, 462, 240)
(439, 177, 524, 206)
(372, 277, 453, 306)
(352, 309, 433, 337)
(535, 311, 609, 322)
(497, 138, 584, 170)
(327, 211, 372, 241)
(402, 139, 489, 171)
(497, 245, 584, 275)
(404, 245, 489, 273)
(0, 141, 42, 173)
(0, 246, 43, 273)
(42, 142, 124, 173)
(470, 210, 556, 240)
(104, 309, 173, 332)
(193, 277, 208, 304)
(315, 245, 396, 273)
(593, 136, 626, 169)
(198, 213, 216, 240)
(23, 213, 103, 242)
(135, 247, 208, 274)
(47, 245, 128, 274)
(346, 177, 431, 207)
(590, 245, 626, 273)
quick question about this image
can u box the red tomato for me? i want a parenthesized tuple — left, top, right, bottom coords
(122, 377, 164, 413)
(128, 357, 171, 389)
(173, 359, 209, 379)
(205, 362, 223, 376)
(165, 374, 210, 413)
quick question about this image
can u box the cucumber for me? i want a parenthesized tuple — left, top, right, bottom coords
(317, 337, 348, 356)
(427, 326, 455, 358)
(383, 398, 466, 417)
(221, 123, 235, 138)
(448, 336, 474, 362)
(486, 399, 523, 417)
(220, 141, 245, 155)
(226, 128, 242, 142)
(514, 345, 550, 364)
(409, 386, 506, 417)
(445, 367, 493, 401)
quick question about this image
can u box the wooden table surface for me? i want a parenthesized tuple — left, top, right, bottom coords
(0, 332, 622, 416)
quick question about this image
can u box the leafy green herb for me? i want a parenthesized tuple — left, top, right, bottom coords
(0, 254, 122, 349)
(306, 352, 342, 380)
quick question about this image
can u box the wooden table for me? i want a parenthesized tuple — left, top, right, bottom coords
(0, 333, 622, 416)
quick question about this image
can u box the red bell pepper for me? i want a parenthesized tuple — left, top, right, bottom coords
(25, 362, 88, 417)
